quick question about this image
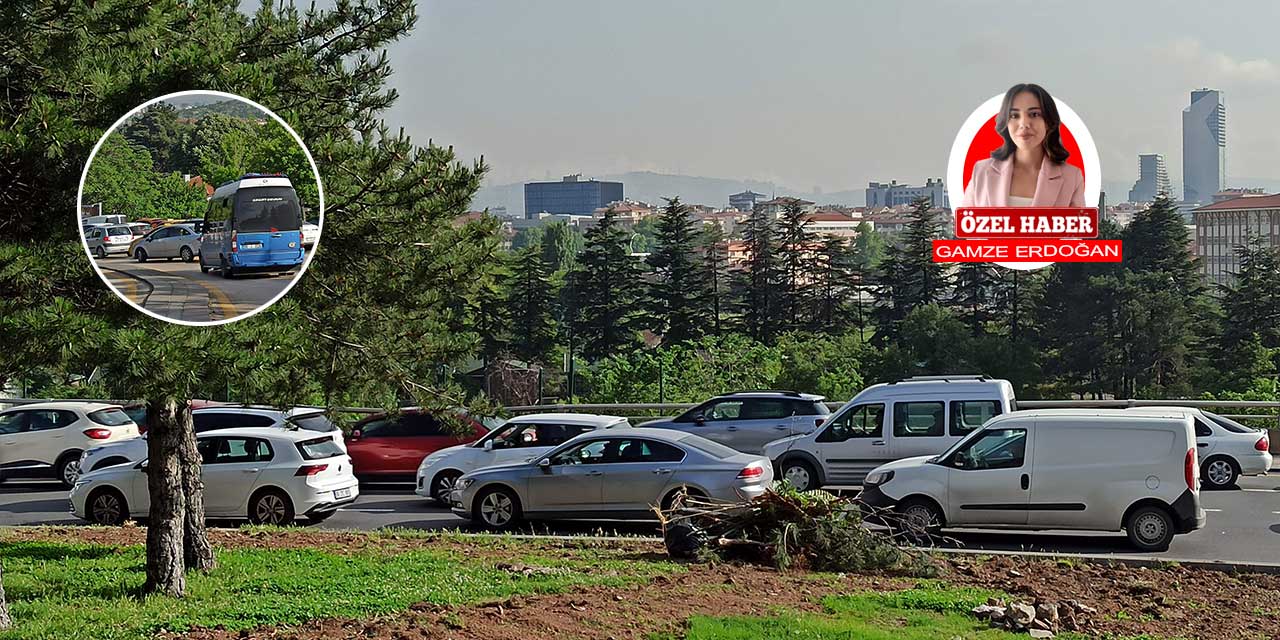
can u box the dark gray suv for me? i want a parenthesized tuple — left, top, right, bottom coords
(639, 391, 830, 453)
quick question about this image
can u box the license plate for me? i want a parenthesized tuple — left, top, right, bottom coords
(334, 488, 352, 500)
(242, 242, 263, 249)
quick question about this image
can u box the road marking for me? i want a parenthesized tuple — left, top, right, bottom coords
(1240, 488, 1279, 492)
(1203, 508, 1223, 512)
(340, 508, 395, 513)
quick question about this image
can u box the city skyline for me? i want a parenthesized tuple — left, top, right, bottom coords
(376, 1, 1280, 196)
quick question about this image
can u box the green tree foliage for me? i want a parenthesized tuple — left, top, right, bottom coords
(735, 204, 783, 344)
(810, 236, 857, 332)
(539, 220, 581, 275)
(507, 242, 559, 364)
(851, 221, 886, 272)
(698, 222, 730, 336)
(774, 332, 867, 400)
(645, 197, 711, 344)
(1215, 234, 1280, 390)
(949, 261, 999, 336)
(511, 225, 545, 251)
(121, 103, 186, 173)
(871, 197, 950, 342)
(776, 199, 816, 331)
(582, 334, 784, 403)
(82, 133, 208, 220)
(569, 208, 645, 361)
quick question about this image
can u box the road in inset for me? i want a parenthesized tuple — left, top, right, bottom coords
(95, 255, 302, 322)
(4, 476, 1278, 564)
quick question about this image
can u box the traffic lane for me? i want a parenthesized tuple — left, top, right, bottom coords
(94, 255, 302, 318)
(0, 481, 79, 526)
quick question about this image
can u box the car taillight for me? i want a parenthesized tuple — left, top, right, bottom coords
(295, 464, 328, 476)
(1184, 448, 1197, 491)
(83, 428, 113, 440)
(737, 463, 765, 480)
(231, 230, 238, 252)
(1257, 435, 1270, 452)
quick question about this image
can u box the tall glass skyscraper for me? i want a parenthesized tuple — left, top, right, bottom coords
(1128, 153, 1171, 203)
(1182, 89, 1226, 205)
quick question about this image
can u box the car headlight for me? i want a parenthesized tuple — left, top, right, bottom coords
(456, 478, 475, 491)
(864, 470, 894, 487)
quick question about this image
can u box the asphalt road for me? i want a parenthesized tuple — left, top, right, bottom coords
(93, 254, 305, 322)
(2, 476, 1277, 563)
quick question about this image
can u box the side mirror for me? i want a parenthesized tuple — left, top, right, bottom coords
(483, 440, 494, 452)
(693, 415, 706, 426)
(537, 458, 552, 473)
(135, 460, 149, 472)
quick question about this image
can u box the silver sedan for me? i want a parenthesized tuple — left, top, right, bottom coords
(449, 427, 774, 530)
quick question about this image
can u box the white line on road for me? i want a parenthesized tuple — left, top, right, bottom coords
(1203, 508, 1223, 512)
(1240, 489, 1279, 492)
(340, 508, 396, 513)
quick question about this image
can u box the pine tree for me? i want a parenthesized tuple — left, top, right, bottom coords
(697, 222, 731, 336)
(950, 261, 999, 336)
(871, 197, 950, 342)
(508, 242, 559, 364)
(569, 208, 645, 360)
(1216, 234, 1280, 388)
(776, 198, 817, 331)
(811, 235, 855, 332)
(645, 197, 711, 344)
(734, 203, 784, 344)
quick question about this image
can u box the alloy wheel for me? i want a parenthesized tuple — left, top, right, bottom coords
(1206, 460, 1233, 486)
(91, 493, 123, 525)
(256, 494, 287, 524)
(479, 492, 514, 527)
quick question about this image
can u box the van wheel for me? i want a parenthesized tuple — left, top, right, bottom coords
(180, 246, 194, 262)
(895, 497, 944, 545)
(1125, 505, 1174, 552)
(1201, 457, 1239, 490)
(220, 256, 235, 279)
(779, 459, 817, 492)
(134, 248, 148, 263)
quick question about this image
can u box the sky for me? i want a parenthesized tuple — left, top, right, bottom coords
(284, 1, 1280, 194)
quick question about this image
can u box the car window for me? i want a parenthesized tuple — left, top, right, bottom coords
(704, 400, 743, 421)
(401, 413, 444, 437)
(623, 439, 685, 463)
(493, 423, 594, 449)
(1203, 412, 1256, 434)
(816, 403, 884, 442)
(950, 428, 1027, 470)
(1194, 419, 1213, 438)
(27, 410, 77, 432)
(88, 408, 132, 426)
(679, 436, 740, 459)
(358, 417, 402, 438)
(203, 437, 273, 464)
(107, 226, 132, 237)
(0, 412, 26, 435)
(296, 437, 344, 460)
(550, 439, 610, 465)
(742, 399, 791, 420)
(893, 401, 945, 437)
(289, 413, 337, 433)
(950, 400, 1001, 436)
(193, 412, 275, 432)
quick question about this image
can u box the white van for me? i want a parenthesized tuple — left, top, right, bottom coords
(83, 214, 126, 226)
(764, 375, 1016, 490)
(857, 409, 1205, 552)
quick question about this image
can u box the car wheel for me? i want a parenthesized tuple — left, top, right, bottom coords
(95, 246, 107, 259)
(1126, 505, 1174, 552)
(249, 489, 295, 526)
(895, 497, 944, 545)
(180, 246, 194, 262)
(134, 248, 148, 263)
(474, 486, 522, 531)
(430, 470, 462, 504)
(55, 454, 82, 488)
(779, 459, 818, 492)
(88, 488, 128, 526)
(1201, 457, 1239, 490)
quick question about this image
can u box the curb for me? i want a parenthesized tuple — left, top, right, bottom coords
(99, 264, 154, 304)
(914, 545, 1280, 575)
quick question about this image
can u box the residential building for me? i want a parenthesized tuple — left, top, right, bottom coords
(866, 178, 948, 209)
(803, 212, 866, 239)
(524, 174, 624, 218)
(1193, 193, 1280, 288)
(728, 190, 768, 213)
(1182, 89, 1226, 205)
(1213, 188, 1268, 203)
(694, 210, 745, 236)
(757, 196, 816, 218)
(1127, 154, 1171, 203)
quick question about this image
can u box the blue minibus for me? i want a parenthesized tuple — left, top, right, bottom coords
(199, 174, 305, 278)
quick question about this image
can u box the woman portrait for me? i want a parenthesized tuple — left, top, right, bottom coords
(961, 83, 1085, 207)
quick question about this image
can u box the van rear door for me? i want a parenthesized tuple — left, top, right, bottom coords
(234, 187, 304, 267)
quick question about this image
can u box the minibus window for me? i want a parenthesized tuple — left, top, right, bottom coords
(234, 187, 301, 232)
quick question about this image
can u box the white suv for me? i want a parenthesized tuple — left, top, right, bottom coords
(0, 402, 140, 486)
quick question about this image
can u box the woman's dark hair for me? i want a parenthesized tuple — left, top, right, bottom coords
(991, 83, 1070, 164)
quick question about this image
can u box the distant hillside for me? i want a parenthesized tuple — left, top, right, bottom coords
(177, 100, 265, 120)
(473, 171, 868, 217)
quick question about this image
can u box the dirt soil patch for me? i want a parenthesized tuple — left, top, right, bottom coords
(8, 527, 1278, 639)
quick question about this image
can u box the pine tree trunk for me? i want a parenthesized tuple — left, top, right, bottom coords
(144, 398, 186, 597)
(178, 404, 215, 573)
(0, 560, 12, 629)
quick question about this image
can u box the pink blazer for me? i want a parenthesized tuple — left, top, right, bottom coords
(961, 156, 1085, 207)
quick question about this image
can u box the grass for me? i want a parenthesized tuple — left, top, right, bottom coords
(0, 538, 680, 640)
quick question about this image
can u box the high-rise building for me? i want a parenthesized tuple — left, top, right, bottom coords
(866, 178, 948, 209)
(523, 174, 624, 218)
(1182, 89, 1226, 205)
(1127, 154, 1171, 203)
(728, 190, 768, 212)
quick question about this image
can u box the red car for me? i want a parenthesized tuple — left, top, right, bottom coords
(346, 409, 489, 480)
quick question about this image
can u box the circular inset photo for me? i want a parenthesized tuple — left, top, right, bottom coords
(78, 90, 323, 325)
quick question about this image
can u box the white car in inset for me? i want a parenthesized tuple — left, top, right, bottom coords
(70, 427, 358, 526)
(415, 413, 629, 503)
(0, 402, 140, 486)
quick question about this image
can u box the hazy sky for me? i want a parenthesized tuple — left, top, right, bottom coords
(365, 2, 1278, 192)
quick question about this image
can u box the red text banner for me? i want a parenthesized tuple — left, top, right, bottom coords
(955, 207, 1099, 238)
(932, 239, 1122, 263)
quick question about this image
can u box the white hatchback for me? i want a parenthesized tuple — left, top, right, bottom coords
(70, 427, 358, 526)
(0, 402, 140, 486)
(415, 413, 629, 503)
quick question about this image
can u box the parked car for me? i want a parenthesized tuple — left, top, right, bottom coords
(130, 224, 201, 263)
(764, 375, 1016, 490)
(857, 409, 1205, 552)
(84, 224, 136, 258)
(1127, 407, 1271, 489)
(125, 222, 151, 237)
(415, 413, 629, 503)
(639, 390, 831, 454)
(0, 402, 140, 486)
(79, 406, 345, 474)
(70, 427, 357, 526)
(346, 409, 490, 481)
(301, 220, 320, 248)
(199, 174, 305, 278)
(449, 427, 773, 531)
